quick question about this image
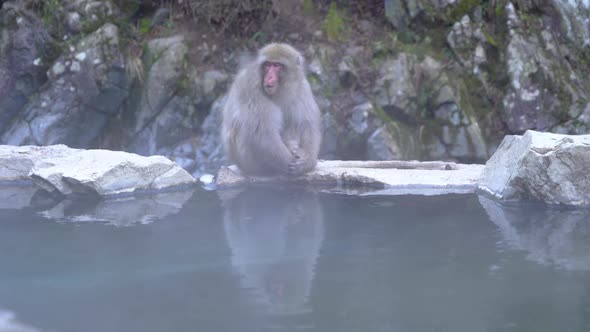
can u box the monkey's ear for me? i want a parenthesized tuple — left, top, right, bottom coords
(297, 54, 305, 68)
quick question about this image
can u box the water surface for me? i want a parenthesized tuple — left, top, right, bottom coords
(0, 186, 589, 332)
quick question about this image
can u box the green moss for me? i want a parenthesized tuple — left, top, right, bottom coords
(39, 0, 67, 38)
(138, 18, 152, 34)
(448, 0, 483, 21)
(394, 38, 445, 61)
(397, 29, 420, 44)
(41, 0, 60, 26)
(249, 31, 268, 43)
(81, 19, 107, 35)
(323, 2, 345, 42)
(370, 37, 398, 66)
(450, 72, 497, 128)
(323, 84, 334, 99)
(303, 0, 315, 16)
(370, 26, 450, 65)
(116, 0, 142, 16)
(415, 83, 439, 118)
(175, 71, 191, 95)
(307, 73, 321, 86)
(578, 48, 590, 93)
(580, 48, 590, 67)
(483, 30, 498, 48)
(543, 71, 574, 121)
(494, 1, 506, 18)
(41, 38, 65, 64)
(420, 2, 438, 17)
(372, 104, 390, 123)
(372, 104, 421, 159)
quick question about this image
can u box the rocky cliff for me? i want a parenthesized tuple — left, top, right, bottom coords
(0, 0, 588, 176)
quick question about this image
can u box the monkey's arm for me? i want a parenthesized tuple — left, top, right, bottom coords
(243, 128, 296, 175)
(296, 123, 321, 171)
(283, 101, 322, 174)
(229, 103, 295, 176)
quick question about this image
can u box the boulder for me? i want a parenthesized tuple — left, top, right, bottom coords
(384, 0, 455, 28)
(500, 2, 588, 132)
(318, 101, 418, 161)
(478, 130, 590, 206)
(125, 37, 228, 160)
(217, 160, 484, 195)
(0, 23, 128, 147)
(373, 52, 488, 162)
(0, 145, 72, 182)
(0, 2, 52, 135)
(367, 127, 400, 161)
(446, 15, 487, 74)
(193, 96, 228, 176)
(319, 112, 340, 159)
(127, 35, 189, 155)
(0, 145, 196, 196)
(67, 0, 116, 21)
(550, 0, 590, 47)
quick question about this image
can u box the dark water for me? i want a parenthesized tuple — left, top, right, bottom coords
(0, 186, 589, 332)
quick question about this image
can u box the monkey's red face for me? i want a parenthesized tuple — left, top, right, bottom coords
(262, 61, 284, 96)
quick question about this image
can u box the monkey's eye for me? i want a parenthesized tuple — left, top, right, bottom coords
(264, 62, 284, 70)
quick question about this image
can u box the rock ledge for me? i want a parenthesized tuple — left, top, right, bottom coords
(217, 160, 485, 195)
(0, 145, 196, 196)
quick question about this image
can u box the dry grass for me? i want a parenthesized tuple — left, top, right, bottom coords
(182, 0, 273, 32)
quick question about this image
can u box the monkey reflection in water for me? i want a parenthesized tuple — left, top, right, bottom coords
(220, 187, 324, 315)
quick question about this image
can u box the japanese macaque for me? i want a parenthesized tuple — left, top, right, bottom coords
(222, 43, 321, 176)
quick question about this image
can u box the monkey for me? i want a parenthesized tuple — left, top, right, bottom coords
(222, 43, 321, 176)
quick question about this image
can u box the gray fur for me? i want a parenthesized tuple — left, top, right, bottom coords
(222, 43, 321, 176)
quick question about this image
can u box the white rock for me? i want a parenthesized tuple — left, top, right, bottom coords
(70, 61, 81, 72)
(217, 160, 484, 196)
(50, 62, 65, 77)
(0, 145, 72, 182)
(0, 145, 196, 196)
(478, 130, 590, 206)
(75, 52, 87, 61)
(199, 174, 215, 185)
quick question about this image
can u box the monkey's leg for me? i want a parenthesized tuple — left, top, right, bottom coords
(242, 131, 298, 175)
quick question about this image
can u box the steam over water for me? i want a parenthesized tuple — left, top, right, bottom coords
(0, 186, 589, 332)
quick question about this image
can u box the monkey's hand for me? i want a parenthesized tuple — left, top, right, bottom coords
(285, 140, 301, 159)
(287, 154, 307, 176)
